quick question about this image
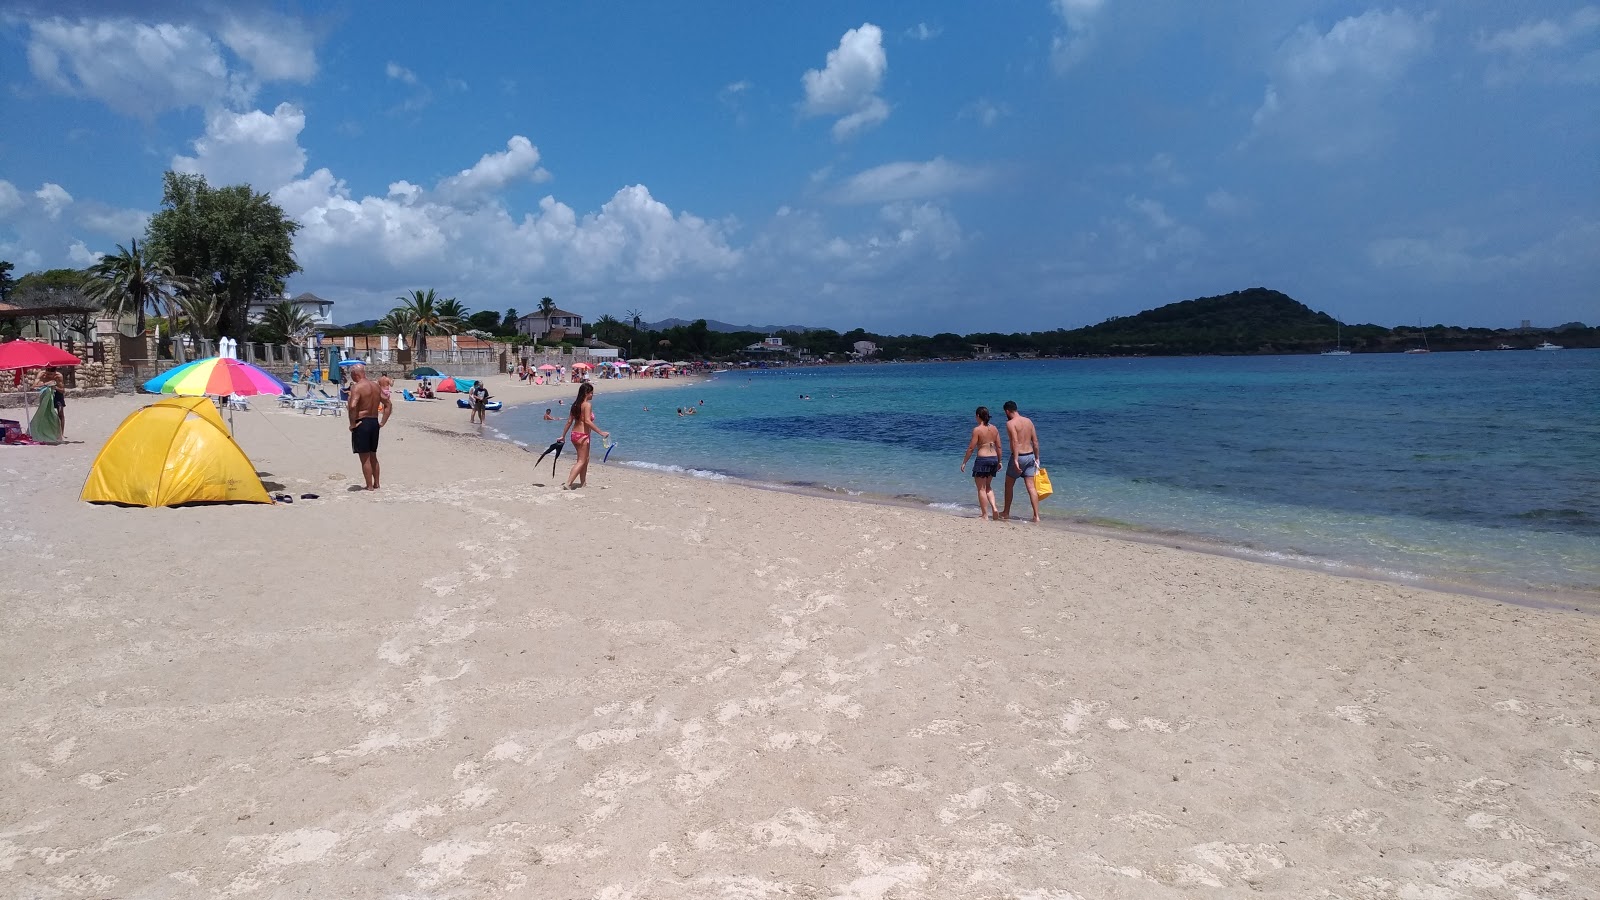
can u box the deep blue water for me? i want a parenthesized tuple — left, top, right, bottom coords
(496, 351, 1600, 595)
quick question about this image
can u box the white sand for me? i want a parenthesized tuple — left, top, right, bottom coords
(2, 377, 1597, 898)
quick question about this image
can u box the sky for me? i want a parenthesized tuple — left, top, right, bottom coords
(0, 1, 1595, 333)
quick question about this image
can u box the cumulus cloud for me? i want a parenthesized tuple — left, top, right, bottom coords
(436, 136, 551, 205)
(0, 181, 24, 218)
(829, 158, 994, 204)
(1477, 6, 1600, 85)
(1249, 9, 1434, 160)
(173, 103, 310, 191)
(66, 240, 102, 266)
(22, 11, 318, 115)
(27, 18, 234, 114)
(1051, 0, 1107, 71)
(1205, 189, 1250, 216)
(35, 183, 73, 220)
(0, 180, 142, 273)
(801, 23, 890, 140)
(960, 98, 1009, 127)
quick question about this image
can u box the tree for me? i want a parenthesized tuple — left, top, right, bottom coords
(144, 171, 301, 339)
(84, 238, 191, 335)
(593, 314, 624, 344)
(388, 288, 462, 361)
(257, 300, 316, 343)
(438, 297, 468, 319)
(468, 310, 501, 332)
(9, 268, 98, 340)
(174, 284, 224, 340)
(538, 296, 557, 318)
(0, 260, 14, 306)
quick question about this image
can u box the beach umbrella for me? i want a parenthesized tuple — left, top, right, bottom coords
(337, 359, 364, 368)
(0, 339, 81, 370)
(571, 361, 592, 369)
(538, 364, 556, 372)
(627, 358, 647, 365)
(143, 357, 288, 397)
(411, 366, 442, 378)
(646, 359, 667, 366)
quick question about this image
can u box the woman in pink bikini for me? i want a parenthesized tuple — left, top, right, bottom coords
(560, 382, 609, 490)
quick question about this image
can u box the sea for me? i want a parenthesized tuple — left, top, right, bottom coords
(492, 350, 1600, 598)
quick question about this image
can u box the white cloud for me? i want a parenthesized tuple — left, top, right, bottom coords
(907, 23, 942, 41)
(830, 158, 993, 204)
(1051, 0, 1107, 71)
(1367, 219, 1600, 282)
(960, 98, 1009, 127)
(220, 14, 317, 83)
(801, 23, 890, 140)
(1479, 6, 1600, 54)
(875, 203, 963, 260)
(76, 204, 151, 240)
(0, 181, 23, 218)
(436, 136, 551, 205)
(1477, 6, 1600, 85)
(66, 240, 102, 266)
(1249, 9, 1434, 160)
(26, 18, 233, 114)
(35, 183, 73, 220)
(1205, 189, 1250, 216)
(173, 103, 310, 191)
(386, 61, 419, 85)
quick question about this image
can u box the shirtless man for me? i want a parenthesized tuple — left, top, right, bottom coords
(346, 364, 391, 490)
(1000, 400, 1042, 522)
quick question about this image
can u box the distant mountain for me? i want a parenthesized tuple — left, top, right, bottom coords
(1057, 287, 1340, 354)
(646, 318, 824, 334)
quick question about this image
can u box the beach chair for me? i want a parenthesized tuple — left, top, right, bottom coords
(226, 394, 251, 410)
(402, 389, 418, 402)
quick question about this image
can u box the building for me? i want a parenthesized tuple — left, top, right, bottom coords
(516, 307, 584, 341)
(247, 291, 336, 329)
(852, 340, 878, 357)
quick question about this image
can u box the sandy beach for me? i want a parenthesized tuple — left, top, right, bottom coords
(3, 377, 1597, 899)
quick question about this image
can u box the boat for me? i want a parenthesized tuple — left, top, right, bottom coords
(1321, 321, 1351, 356)
(1404, 326, 1431, 354)
(1534, 341, 1563, 351)
(1495, 344, 1514, 350)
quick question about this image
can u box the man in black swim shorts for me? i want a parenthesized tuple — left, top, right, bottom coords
(346, 364, 390, 490)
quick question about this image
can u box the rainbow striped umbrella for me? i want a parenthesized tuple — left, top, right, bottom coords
(143, 357, 289, 397)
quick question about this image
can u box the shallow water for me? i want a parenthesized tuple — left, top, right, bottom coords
(501, 351, 1600, 595)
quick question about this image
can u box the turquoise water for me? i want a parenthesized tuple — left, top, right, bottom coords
(497, 352, 1600, 596)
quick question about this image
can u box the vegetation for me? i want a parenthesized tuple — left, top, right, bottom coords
(385, 289, 463, 361)
(256, 300, 318, 343)
(84, 238, 192, 335)
(145, 171, 301, 339)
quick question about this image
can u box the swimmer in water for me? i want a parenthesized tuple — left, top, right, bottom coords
(543, 408, 554, 421)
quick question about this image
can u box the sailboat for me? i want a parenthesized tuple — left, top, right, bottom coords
(1404, 325, 1431, 354)
(1321, 321, 1351, 356)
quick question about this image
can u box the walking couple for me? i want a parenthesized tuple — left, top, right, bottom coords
(960, 401, 1042, 522)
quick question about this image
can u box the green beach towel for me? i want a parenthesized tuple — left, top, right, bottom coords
(29, 386, 62, 444)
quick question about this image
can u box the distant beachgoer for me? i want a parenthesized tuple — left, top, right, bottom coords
(35, 366, 66, 439)
(469, 381, 491, 424)
(543, 408, 554, 421)
(347, 364, 391, 490)
(961, 406, 1002, 521)
(560, 382, 608, 490)
(377, 373, 393, 404)
(1001, 400, 1041, 523)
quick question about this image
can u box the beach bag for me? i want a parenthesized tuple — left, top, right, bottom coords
(1035, 466, 1053, 500)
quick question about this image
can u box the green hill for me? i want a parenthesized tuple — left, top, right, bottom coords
(1058, 287, 1340, 355)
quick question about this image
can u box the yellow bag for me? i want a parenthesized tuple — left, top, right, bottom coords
(1034, 465, 1053, 500)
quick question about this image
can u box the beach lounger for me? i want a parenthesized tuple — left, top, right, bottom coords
(226, 394, 251, 410)
(402, 390, 417, 401)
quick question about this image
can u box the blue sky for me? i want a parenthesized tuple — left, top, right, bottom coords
(1, 1, 1595, 332)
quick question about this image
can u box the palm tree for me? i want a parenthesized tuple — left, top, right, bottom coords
(626, 307, 645, 357)
(539, 296, 557, 318)
(390, 288, 463, 361)
(438, 297, 469, 320)
(594, 314, 622, 344)
(175, 283, 224, 340)
(84, 238, 187, 335)
(258, 300, 316, 343)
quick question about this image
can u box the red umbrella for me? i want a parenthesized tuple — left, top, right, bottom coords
(0, 339, 80, 370)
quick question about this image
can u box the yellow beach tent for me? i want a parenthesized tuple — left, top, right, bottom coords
(81, 397, 272, 506)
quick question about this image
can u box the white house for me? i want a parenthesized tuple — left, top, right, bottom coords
(247, 291, 336, 328)
(852, 340, 878, 357)
(516, 307, 584, 340)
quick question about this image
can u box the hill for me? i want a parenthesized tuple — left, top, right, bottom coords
(1053, 287, 1342, 355)
(646, 317, 823, 334)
